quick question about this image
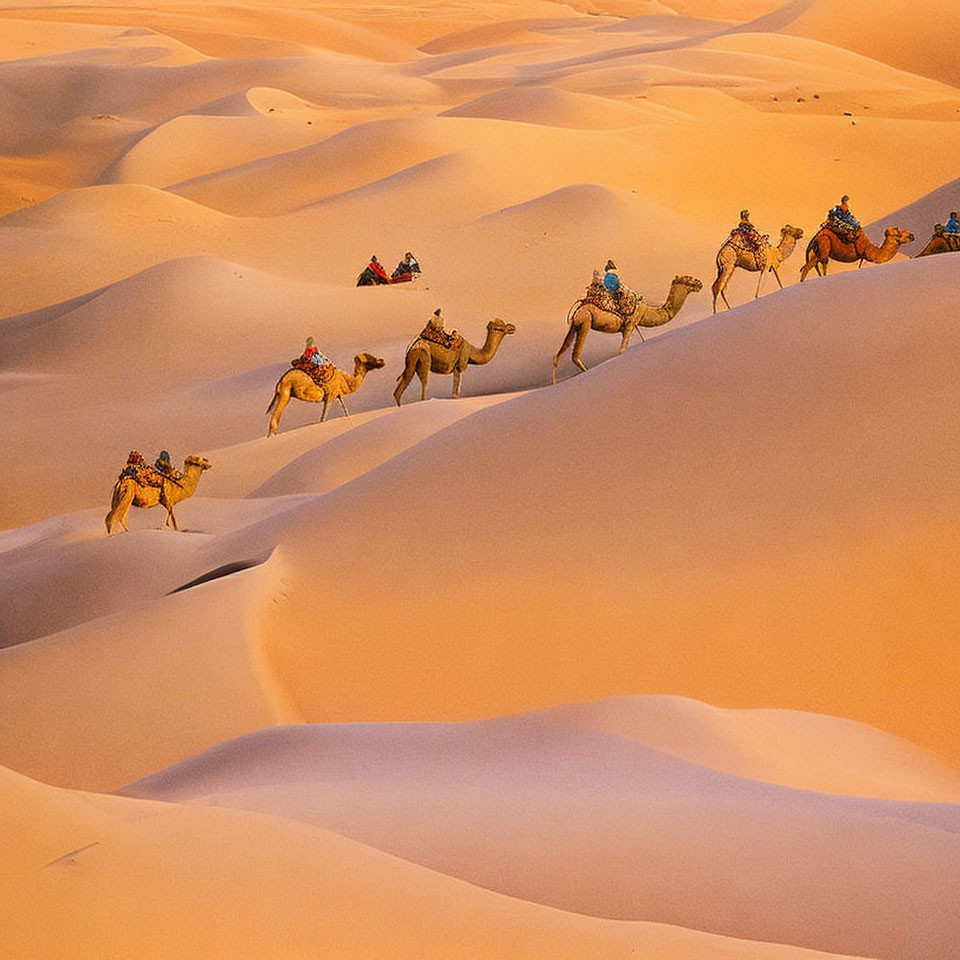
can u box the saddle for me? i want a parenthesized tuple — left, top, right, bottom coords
(728, 231, 768, 268)
(418, 325, 463, 350)
(582, 281, 640, 319)
(291, 357, 336, 384)
(934, 225, 960, 251)
(823, 219, 859, 245)
(118, 464, 164, 488)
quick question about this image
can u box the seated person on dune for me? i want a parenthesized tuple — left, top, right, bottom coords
(356, 254, 391, 286)
(391, 251, 421, 281)
(943, 211, 960, 235)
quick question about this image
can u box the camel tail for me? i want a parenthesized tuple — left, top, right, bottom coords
(565, 299, 584, 325)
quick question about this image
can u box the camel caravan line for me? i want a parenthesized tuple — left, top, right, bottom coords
(105, 198, 957, 532)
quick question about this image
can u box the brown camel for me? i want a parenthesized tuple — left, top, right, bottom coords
(394, 318, 516, 404)
(799, 225, 915, 280)
(266, 352, 385, 436)
(914, 225, 960, 258)
(105, 455, 212, 534)
(712, 225, 804, 312)
(552, 275, 703, 384)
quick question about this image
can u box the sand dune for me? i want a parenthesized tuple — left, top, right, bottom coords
(3, 2, 959, 956)
(121, 714, 960, 958)
(5, 763, 868, 960)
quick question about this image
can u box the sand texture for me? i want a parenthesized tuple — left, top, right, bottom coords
(2, 1, 959, 957)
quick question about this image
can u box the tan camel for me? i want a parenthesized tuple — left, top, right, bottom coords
(552, 274, 702, 384)
(712, 225, 804, 312)
(914, 224, 960, 258)
(394, 318, 516, 404)
(266, 352, 385, 436)
(105, 455, 212, 534)
(799, 225, 915, 280)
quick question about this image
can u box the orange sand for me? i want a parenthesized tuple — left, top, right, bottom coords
(2, 1, 959, 957)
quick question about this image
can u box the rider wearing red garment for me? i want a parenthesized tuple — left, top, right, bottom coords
(367, 255, 390, 283)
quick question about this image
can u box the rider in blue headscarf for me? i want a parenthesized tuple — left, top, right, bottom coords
(944, 211, 960, 235)
(603, 259, 621, 296)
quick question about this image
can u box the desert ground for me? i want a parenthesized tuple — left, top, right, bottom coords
(2, 1, 960, 958)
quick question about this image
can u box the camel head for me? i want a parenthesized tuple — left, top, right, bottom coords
(183, 455, 213, 471)
(884, 226, 915, 245)
(780, 224, 804, 239)
(672, 275, 704, 292)
(487, 318, 517, 336)
(355, 352, 386, 370)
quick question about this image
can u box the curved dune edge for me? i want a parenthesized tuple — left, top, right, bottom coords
(4, 766, 868, 960)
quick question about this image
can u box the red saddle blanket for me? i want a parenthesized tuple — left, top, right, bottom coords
(291, 357, 336, 384)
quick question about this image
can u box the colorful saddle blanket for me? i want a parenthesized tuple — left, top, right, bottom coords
(118, 464, 165, 488)
(935, 226, 960, 251)
(291, 357, 336, 384)
(582, 280, 639, 319)
(418, 326, 463, 350)
(823, 219, 860, 245)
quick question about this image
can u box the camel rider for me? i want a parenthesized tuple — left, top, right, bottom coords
(120, 449, 146, 481)
(367, 255, 390, 284)
(733, 210, 762, 251)
(393, 251, 421, 278)
(301, 336, 331, 368)
(944, 211, 960, 235)
(422, 308, 458, 349)
(603, 259, 620, 294)
(154, 450, 183, 485)
(828, 195, 860, 235)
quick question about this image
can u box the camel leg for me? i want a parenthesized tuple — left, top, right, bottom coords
(417, 355, 429, 401)
(267, 391, 291, 436)
(819, 260, 828, 276)
(105, 483, 134, 534)
(569, 322, 590, 374)
(755, 267, 765, 299)
(452, 367, 462, 398)
(320, 396, 330, 422)
(770, 266, 784, 290)
(618, 325, 633, 354)
(338, 396, 351, 418)
(165, 505, 179, 531)
(552, 324, 578, 384)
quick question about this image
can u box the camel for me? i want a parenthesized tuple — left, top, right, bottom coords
(552, 274, 703, 384)
(105, 455, 212, 534)
(266, 352, 385, 436)
(712, 225, 804, 312)
(914, 224, 960, 258)
(799, 225, 915, 280)
(393, 318, 516, 404)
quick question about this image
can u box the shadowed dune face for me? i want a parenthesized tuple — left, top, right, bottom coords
(2, 2, 960, 958)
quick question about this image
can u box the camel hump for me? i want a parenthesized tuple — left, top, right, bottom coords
(291, 356, 336, 383)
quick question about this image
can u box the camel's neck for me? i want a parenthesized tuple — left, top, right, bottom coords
(776, 233, 799, 259)
(178, 464, 204, 495)
(342, 362, 370, 394)
(468, 329, 505, 364)
(636, 283, 692, 327)
(863, 234, 900, 263)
